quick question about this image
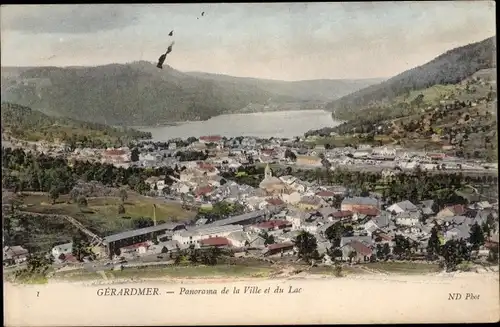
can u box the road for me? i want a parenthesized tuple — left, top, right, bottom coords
(81, 254, 174, 272)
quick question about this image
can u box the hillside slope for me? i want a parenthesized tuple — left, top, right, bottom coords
(320, 69, 497, 161)
(0, 62, 299, 126)
(1, 102, 151, 147)
(328, 36, 496, 118)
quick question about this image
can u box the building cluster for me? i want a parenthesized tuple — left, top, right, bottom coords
(37, 170, 498, 266)
(3, 134, 498, 268)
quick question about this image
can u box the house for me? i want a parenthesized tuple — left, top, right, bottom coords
(353, 207, 380, 218)
(387, 200, 418, 214)
(3, 246, 29, 265)
(340, 236, 373, 248)
(172, 225, 244, 246)
(194, 185, 214, 198)
(444, 225, 470, 241)
(295, 155, 322, 167)
(331, 210, 354, 221)
(281, 190, 302, 205)
(437, 205, 466, 219)
(251, 220, 291, 233)
(341, 197, 380, 213)
(395, 211, 421, 226)
(472, 201, 493, 210)
(266, 198, 285, 207)
(151, 240, 181, 254)
(316, 190, 336, 201)
(196, 162, 219, 176)
(340, 240, 373, 263)
(145, 176, 166, 191)
(420, 200, 435, 215)
(200, 237, 232, 248)
(298, 196, 325, 210)
(485, 234, 499, 250)
(51, 242, 73, 259)
(120, 242, 151, 257)
(373, 212, 392, 229)
(263, 242, 295, 256)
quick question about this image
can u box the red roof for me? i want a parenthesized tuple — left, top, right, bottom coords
(445, 204, 466, 216)
(62, 254, 79, 263)
(316, 191, 335, 197)
(267, 242, 294, 251)
(254, 219, 290, 230)
(266, 198, 284, 206)
(200, 237, 231, 246)
(332, 210, 353, 218)
(104, 149, 126, 156)
(199, 135, 222, 142)
(346, 240, 373, 256)
(428, 153, 446, 159)
(195, 185, 213, 196)
(353, 208, 380, 216)
(197, 162, 216, 172)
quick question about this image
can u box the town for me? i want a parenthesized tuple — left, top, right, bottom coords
(3, 133, 499, 282)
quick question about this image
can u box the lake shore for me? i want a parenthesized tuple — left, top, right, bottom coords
(135, 109, 341, 140)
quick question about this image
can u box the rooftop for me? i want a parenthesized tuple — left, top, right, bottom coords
(103, 222, 185, 244)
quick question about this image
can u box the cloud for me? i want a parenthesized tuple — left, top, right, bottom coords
(1, 5, 140, 34)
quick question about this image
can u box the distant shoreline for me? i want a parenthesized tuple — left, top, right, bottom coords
(132, 108, 333, 130)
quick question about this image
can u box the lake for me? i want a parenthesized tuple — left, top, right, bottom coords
(138, 110, 341, 141)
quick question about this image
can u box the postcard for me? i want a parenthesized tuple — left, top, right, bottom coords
(2, 2, 498, 326)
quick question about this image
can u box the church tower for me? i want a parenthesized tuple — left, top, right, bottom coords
(264, 163, 272, 179)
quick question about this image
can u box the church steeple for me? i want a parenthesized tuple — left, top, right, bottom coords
(264, 163, 272, 179)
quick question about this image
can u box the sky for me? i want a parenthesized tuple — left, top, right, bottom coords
(0, 2, 496, 81)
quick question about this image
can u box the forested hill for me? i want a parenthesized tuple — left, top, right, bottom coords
(184, 72, 384, 102)
(1, 61, 382, 126)
(1, 102, 151, 147)
(327, 36, 496, 117)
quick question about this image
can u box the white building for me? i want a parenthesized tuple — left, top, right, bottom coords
(395, 212, 421, 227)
(172, 225, 244, 247)
(51, 242, 73, 259)
(387, 200, 418, 214)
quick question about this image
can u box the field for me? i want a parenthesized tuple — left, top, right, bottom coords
(5, 191, 196, 252)
(52, 265, 274, 282)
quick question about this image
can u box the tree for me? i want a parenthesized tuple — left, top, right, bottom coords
(382, 243, 391, 259)
(260, 231, 276, 246)
(72, 234, 92, 262)
(487, 246, 499, 264)
(393, 235, 412, 259)
(441, 239, 462, 272)
(469, 222, 485, 251)
(426, 227, 441, 260)
(48, 186, 60, 205)
(284, 149, 297, 161)
(325, 222, 343, 248)
(295, 231, 318, 263)
(131, 148, 140, 162)
(119, 188, 128, 203)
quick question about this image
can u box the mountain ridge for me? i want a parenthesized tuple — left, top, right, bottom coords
(327, 36, 496, 118)
(1, 62, 383, 126)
